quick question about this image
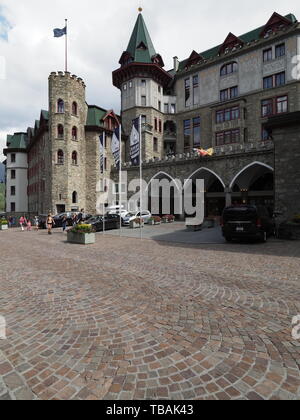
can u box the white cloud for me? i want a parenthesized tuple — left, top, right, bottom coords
(0, 0, 299, 161)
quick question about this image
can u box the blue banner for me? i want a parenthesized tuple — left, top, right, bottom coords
(99, 134, 104, 173)
(130, 117, 140, 166)
(111, 127, 120, 170)
(53, 27, 67, 38)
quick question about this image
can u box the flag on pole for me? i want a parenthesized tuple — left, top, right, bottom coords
(130, 117, 140, 166)
(99, 133, 105, 174)
(111, 126, 121, 170)
(194, 148, 214, 157)
(53, 27, 67, 37)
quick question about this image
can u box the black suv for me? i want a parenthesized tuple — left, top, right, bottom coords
(221, 205, 274, 242)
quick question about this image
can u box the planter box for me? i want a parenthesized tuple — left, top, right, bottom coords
(67, 231, 95, 244)
(148, 220, 155, 226)
(130, 221, 144, 229)
(0, 225, 8, 231)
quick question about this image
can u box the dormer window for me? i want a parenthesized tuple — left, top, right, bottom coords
(137, 41, 147, 50)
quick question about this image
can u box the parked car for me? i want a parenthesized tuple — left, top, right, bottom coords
(86, 214, 120, 232)
(122, 211, 152, 226)
(53, 212, 92, 228)
(38, 214, 48, 229)
(221, 205, 274, 242)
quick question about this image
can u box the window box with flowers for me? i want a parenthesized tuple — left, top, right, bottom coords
(129, 218, 145, 229)
(162, 215, 175, 223)
(0, 220, 8, 230)
(67, 224, 95, 244)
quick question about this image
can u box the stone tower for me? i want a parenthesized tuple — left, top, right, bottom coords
(48, 71, 88, 214)
(113, 13, 173, 162)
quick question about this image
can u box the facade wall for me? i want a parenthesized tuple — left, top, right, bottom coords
(48, 72, 88, 214)
(5, 152, 28, 214)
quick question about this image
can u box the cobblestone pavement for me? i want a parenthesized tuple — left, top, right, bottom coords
(0, 229, 300, 400)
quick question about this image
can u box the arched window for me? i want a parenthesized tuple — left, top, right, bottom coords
(220, 62, 238, 76)
(57, 150, 64, 165)
(72, 191, 78, 204)
(72, 102, 78, 116)
(57, 99, 64, 113)
(72, 151, 78, 165)
(57, 124, 64, 138)
(72, 126, 78, 141)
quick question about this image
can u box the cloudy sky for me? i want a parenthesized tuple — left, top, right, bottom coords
(0, 0, 299, 160)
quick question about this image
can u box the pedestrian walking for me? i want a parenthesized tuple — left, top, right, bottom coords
(47, 214, 54, 235)
(27, 220, 32, 231)
(34, 216, 39, 231)
(8, 216, 13, 228)
(62, 215, 67, 232)
(19, 216, 25, 231)
(72, 213, 77, 226)
(77, 209, 84, 225)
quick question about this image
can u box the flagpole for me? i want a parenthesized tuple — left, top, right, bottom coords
(65, 19, 68, 72)
(119, 124, 122, 237)
(139, 115, 143, 240)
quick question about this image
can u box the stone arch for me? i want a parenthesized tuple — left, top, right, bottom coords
(184, 167, 226, 217)
(147, 171, 182, 217)
(230, 161, 274, 208)
(230, 161, 274, 189)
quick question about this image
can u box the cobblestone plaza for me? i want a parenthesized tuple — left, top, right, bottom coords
(0, 228, 299, 400)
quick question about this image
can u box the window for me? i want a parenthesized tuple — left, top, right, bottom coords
(159, 120, 162, 133)
(184, 119, 191, 150)
(275, 43, 285, 58)
(141, 115, 146, 125)
(11, 154, 16, 163)
(72, 102, 78, 115)
(72, 151, 78, 165)
(263, 48, 272, 62)
(158, 86, 161, 93)
(104, 157, 107, 171)
(261, 96, 288, 117)
(123, 83, 127, 91)
(185, 78, 191, 107)
(158, 101, 161, 112)
(275, 72, 285, 87)
(164, 103, 169, 114)
(57, 124, 64, 138)
(261, 99, 273, 117)
(153, 137, 158, 152)
(57, 99, 64, 113)
(141, 79, 146, 87)
(11, 170, 16, 179)
(141, 96, 146, 106)
(276, 96, 288, 114)
(154, 118, 158, 131)
(170, 104, 176, 114)
(10, 203, 15, 212)
(262, 126, 273, 141)
(72, 126, 78, 141)
(193, 117, 201, 147)
(11, 186, 16, 196)
(72, 191, 78, 204)
(129, 81, 133, 88)
(220, 86, 238, 102)
(57, 150, 64, 165)
(193, 75, 199, 105)
(264, 72, 285, 89)
(216, 129, 240, 145)
(220, 62, 238, 76)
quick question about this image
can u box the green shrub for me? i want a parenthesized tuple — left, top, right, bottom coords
(0, 220, 8, 225)
(70, 224, 93, 234)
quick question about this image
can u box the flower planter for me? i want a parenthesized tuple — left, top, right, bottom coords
(148, 220, 155, 226)
(130, 221, 144, 229)
(0, 225, 8, 231)
(67, 231, 95, 245)
(154, 221, 161, 225)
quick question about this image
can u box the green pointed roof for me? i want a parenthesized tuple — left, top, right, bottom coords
(6, 133, 28, 150)
(126, 13, 157, 63)
(86, 106, 107, 127)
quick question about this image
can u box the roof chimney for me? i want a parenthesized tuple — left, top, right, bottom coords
(173, 56, 179, 72)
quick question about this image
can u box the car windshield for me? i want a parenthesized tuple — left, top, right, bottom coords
(125, 213, 135, 218)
